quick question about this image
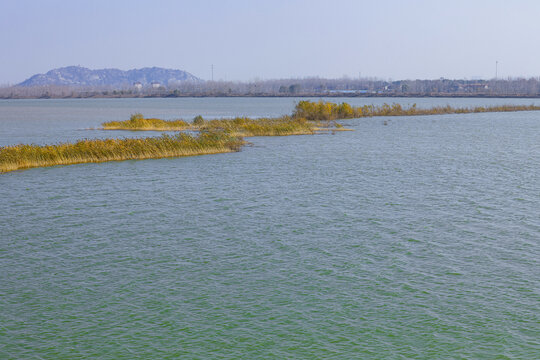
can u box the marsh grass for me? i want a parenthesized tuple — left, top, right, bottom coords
(103, 113, 190, 131)
(293, 100, 540, 120)
(3, 111, 347, 172)
(199, 116, 319, 136)
(0, 132, 245, 173)
(102, 114, 327, 136)
(101, 101, 540, 135)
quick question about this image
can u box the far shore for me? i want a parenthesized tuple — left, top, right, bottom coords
(4, 93, 540, 100)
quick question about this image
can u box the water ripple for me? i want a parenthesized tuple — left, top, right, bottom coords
(1, 101, 540, 358)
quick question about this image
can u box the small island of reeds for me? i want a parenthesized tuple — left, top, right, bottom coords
(0, 132, 244, 173)
(102, 113, 325, 136)
(292, 100, 540, 120)
(102, 114, 191, 131)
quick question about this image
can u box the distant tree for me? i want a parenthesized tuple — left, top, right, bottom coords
(193, 115, 205, 125)
(289, 84, 301, 94)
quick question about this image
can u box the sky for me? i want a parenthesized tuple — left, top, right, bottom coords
(1, 0, 540, 84)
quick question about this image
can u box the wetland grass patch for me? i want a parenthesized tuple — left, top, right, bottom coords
(199, 116, 319, 136)
(101, 100, 540, 134)
(0, 132, 245, 173)
(102, 113, 190, 131)
(102, 114, 323, 136)
(292, 100, 540, 120)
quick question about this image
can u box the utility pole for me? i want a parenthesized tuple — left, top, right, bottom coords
(495, 61, 498, 80)
(211, 64, 214, 82)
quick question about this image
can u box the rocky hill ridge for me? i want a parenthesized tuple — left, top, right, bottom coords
(18, 66, 201, 87)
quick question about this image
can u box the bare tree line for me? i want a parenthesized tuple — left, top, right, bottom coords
(2, 77, 540, 98)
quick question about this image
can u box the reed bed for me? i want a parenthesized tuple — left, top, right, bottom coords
(102, 114, 323, 136)
(293, 100, 540, 120)
(0, 132, 245, 173)
(199, 116, 318, 136)
(103, 113, 190, 131)
(102, 101, 540, 135)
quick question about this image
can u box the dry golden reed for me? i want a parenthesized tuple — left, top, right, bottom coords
(292, 100, 540, 120)
(0, 132, 244, 173)
(103, 114, 320, 136)
(102, 113, 190, 131)
(102, 101, 540, 134)
(199, 116, 318, 136)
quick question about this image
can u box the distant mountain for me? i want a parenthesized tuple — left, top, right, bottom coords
(18, 66, 201, 87)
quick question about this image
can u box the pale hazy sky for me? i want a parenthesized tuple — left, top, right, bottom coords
(1, 0, 540, 84)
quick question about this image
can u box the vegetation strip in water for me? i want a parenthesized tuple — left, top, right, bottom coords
(101, 115, 190, 130)
(0, 132, 245, 173)
(102, 113, 327, 136)
(102, 101, 540, 133)
(293, 100, 540, 120)
(2, 108, 347, 172)
(197, 116, 327, 136)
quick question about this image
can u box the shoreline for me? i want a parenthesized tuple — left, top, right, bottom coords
(3, 93, 540, 100)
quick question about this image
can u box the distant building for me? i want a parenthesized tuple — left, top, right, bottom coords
(458, 83, 488, 92)
(133, 82, 143, 90)
(328, 89, 368, 94)
(151, 81, 161, 89)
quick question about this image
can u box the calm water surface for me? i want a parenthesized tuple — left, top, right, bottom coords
(1, 98, 539, 358)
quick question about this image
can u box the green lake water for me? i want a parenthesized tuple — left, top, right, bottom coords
(1, 97, 539, 358)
